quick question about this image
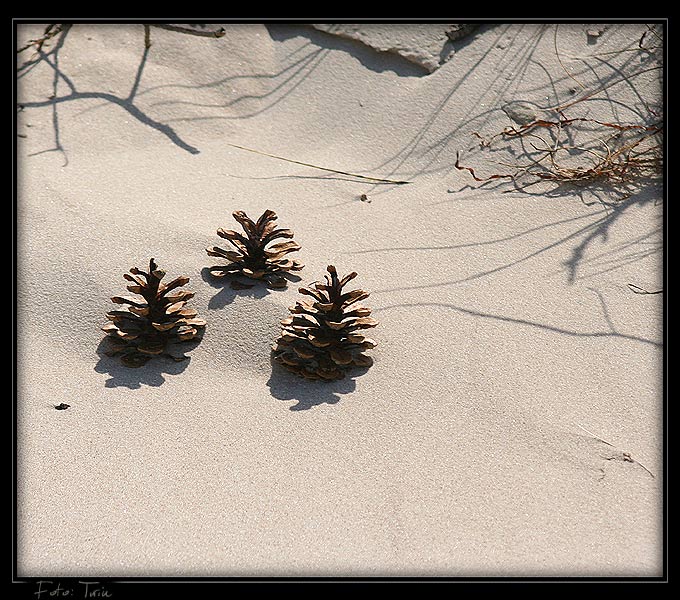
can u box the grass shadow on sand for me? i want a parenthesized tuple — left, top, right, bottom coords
(360, 182, 661, 296)
(94, 337, 201, 389)
(145, 34, 330, 123)
(267, 357, 367, 411)
(372, 298, 661, 349)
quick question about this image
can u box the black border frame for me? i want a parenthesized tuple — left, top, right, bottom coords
(11, 16, 668, 591)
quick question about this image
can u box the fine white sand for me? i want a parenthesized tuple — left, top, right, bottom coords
(16, 22, 664, 577)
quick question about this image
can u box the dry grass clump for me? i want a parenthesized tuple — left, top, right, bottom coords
(456, 116, 662, 193)
(455, 24, 663, 199)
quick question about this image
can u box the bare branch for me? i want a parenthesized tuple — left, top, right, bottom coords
(150, 24, 226, 39)
(17, 23, 64, 55)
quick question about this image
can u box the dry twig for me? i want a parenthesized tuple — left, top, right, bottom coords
(145, 23, 226, 48)
(576, 423, 655, 478)
(16, 24, 64, 55)
(150, 24, 226, 38)
(627, 284, 663, 295)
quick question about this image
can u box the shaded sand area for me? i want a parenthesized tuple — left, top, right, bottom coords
(16, 22, 664, 576)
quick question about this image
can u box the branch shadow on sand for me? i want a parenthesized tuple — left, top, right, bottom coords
(266, 357, 367, 411)
(93, 337, 202, 389)
(18, 24, 200, 157)
(200, 266, 302, 309)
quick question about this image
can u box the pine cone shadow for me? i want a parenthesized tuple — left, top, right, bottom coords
(266, 357, 366, 411)
(94, 337, 200, 389)
(200, 266, 301, 309)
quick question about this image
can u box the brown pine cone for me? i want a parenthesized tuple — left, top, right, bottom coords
(101, 258, 206, 367)
(206, 209, 303, 289)
(272, 265, 377, 381)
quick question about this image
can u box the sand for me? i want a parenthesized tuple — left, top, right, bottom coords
(15, 22, 664, 577)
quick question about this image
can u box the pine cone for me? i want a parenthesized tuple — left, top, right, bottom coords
(101, 258, 206, 367)
(206, 209, 304, 289)
(272, 265, 378, 381)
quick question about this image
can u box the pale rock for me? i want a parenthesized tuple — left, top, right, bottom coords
(312, 23, 477, 73)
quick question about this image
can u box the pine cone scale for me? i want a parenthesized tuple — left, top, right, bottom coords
(111, 296, 148, 308)
(261, 228, 295, 245)
(161, 276, 190, 294)
(255, 209, 277, 230)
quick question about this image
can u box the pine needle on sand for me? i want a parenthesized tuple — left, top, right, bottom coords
(226, 142, 412, 185)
